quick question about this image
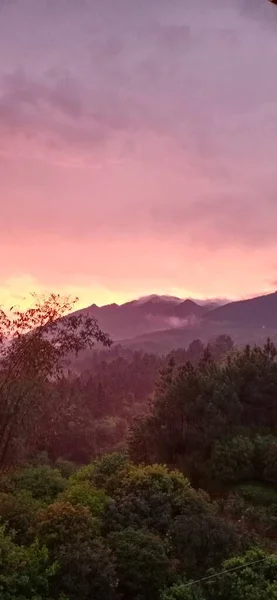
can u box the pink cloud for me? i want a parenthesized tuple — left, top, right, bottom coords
(0, 0, 277, 307)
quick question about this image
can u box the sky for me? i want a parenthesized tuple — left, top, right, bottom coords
(1, 0, 277, 310)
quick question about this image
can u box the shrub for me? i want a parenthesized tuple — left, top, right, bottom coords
(237, 483, 277, 507)
(11, 466, 67, 503)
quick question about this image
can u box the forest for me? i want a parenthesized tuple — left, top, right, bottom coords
(1, 294, 277, 600)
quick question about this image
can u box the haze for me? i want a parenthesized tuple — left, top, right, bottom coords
(1, 0, 277, 309)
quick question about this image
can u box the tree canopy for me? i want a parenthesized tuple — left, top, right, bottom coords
(0, 293, 111, 467)
(129, 341, 277, 487)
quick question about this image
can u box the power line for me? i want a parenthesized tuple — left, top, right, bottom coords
(184, 556, 269, 588)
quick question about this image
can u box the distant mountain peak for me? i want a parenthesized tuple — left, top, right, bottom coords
(73, 291, 277, 350)
(179, 299, 200, 306)
(133, 294, 183, 306)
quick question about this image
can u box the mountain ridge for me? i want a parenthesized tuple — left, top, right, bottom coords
(73, 291, 277, 349)
(75, 294, 213, 340)
(204, 291, 277, 328)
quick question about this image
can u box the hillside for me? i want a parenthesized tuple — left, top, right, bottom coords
(2, 293, 277, 600)
(75, 295, 212, 340)
(204, 291, 277, 327)
(2, 329, 277, 600)
(72, 292, 277, 353)
(119, 321, 277, 354)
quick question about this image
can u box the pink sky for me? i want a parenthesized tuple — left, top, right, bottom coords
(1, 0, 277, 309)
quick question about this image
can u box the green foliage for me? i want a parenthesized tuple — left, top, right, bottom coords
(167, 511, 240, 577)
(29, 452, 51, 467)
(223, 491, 277, 540)
(35, 347, 163, 464)
(237, 483, 277, 507)
(204, 549, 277, 600)
(0, 293, 111, 468)
(211, 436, 255, 484)
(211, 434, 277, 491)
(163, 550, 277, 600)
(1, 337, 277, 600)
(37, 501, 100, 551)
(104, 463, 210, 535)
(34, 339, 230, 465)
(129, 358, 242, 484)
(60, 481, 109, 518)
(263, 440, 277, 485)
(0, 525, 56, 600)
(250, 435, 277, 484)
(0, 490, 41, 544)
(93, 416, 128, 455)
(108, 527, 171, 600)
(37, 501, 115, 599)
(50, 536, 117, 600)
(129, 342, 277, 487)
(162, 584, 204, 600)
(0, 454, 275, 600)
(73, 453, 129, 494)
(0, 472, 15, 494)
(10, 466, 67, 503)
(54, 459, 77, 479)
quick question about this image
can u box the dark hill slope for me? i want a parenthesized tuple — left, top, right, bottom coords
(204, 292, 277, 327)
(73, 295, 207, 340)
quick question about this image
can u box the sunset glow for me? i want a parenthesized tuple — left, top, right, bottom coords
(1, 0, 277, 309)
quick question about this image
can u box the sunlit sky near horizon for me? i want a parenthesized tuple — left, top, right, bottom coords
(1, 0, 277, 310)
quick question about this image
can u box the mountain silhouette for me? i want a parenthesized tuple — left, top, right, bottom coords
(75, 295, 209, 340)
(73, 292, 277, 349)
(204, 292, 277, 328)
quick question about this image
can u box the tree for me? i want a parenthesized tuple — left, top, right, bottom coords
(129, 358, 239, 483)
(204, 549, 277, 600)
(162, 550, 277, 600)
(208, 335, 234, 362)
(72, 453, 129, 495)
(0, 524, 56, 600)
(48, 537, 116, 600)
(263, 438, 277, 484)
(37, 501, 116, 600)
(104, 463, 213, 536)
(37, 501, 100, 550)
(162, 584, 204, 600)
(211, 436, 255, 485)
(10, 465, 67, 503)
(60, 480, 109, 518)
(129, 342, 277, 487)
(167, 512, 240, 577)
(108, 527, 171, 600)
(0, 293, 111, 466)
(187, 340, 205, 363)
(54, 458, 76, 479)
(0, 490, 40, 544)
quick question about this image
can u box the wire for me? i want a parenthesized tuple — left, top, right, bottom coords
(184, 556, 269, 588)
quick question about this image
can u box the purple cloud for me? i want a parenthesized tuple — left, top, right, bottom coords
(0, 0, 277, 300)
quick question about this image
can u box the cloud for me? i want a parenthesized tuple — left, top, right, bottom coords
(0, 67, 118, 151)
(1, 0, 277, 303)
(1, 0, 275, 161)
(238, 0, 277, 27)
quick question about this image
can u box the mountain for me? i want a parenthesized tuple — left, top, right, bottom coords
(72, 291, 277, 353)
(204, 291, 277, 328)
(75, 295, 210, 340)
(119, 321, 277, 354)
